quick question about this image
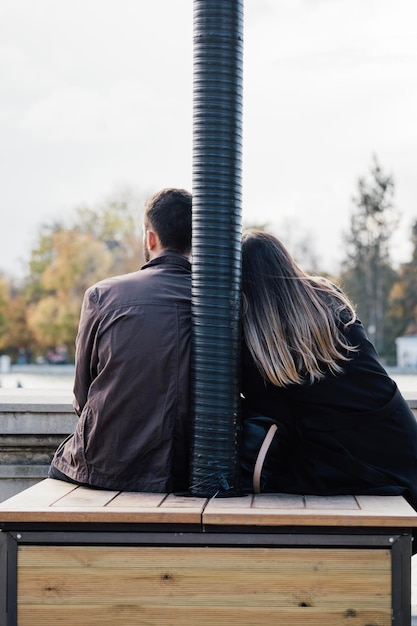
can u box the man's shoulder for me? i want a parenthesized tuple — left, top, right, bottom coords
(93, 270, 140, 290)
(85, 271, 140, 298)
(85, 263, 190, 312)
(88, 254, 190, 295)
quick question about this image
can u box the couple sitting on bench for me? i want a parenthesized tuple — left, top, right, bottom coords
(48, 188, 417, 539)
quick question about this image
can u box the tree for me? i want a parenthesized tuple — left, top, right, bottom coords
(26, 232, 114, 355)
(8, 188, 145, 361)
(0, 277, 37, 360)
(341, 156, 398, 359)
(400, 220, 417, 333)
(388, 220, 417, 339)
(74, 187, 145, 275)
(0, 276, 10, 349)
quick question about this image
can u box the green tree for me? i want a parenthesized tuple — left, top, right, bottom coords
(341, 156, 398, 360)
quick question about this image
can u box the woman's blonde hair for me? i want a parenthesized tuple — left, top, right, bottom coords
(242, 229, 357, 386)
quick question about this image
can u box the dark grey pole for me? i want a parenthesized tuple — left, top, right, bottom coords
(190, 0, 243, 497)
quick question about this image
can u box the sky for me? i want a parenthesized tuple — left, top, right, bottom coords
(1, 0, 417, 277)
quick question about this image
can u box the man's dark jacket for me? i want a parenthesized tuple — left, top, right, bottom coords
(51, 253, 191, 492)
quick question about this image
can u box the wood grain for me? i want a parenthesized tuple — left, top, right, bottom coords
(203, 493, 417, 527)
(17, 546, 392, 626)
(1, 480, 416, 528)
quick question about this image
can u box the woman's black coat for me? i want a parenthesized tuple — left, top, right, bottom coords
(241, 317, 417, 511)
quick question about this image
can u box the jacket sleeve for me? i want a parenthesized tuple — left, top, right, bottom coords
(73, 288, 100, 416)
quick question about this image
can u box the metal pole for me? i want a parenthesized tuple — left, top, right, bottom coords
(190, 0, 243, 497)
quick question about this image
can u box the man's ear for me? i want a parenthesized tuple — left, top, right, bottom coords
(146, 229, 158, 251)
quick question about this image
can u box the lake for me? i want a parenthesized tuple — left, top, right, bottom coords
(0, 365, 75, 391)
(1, 365, 417, 395)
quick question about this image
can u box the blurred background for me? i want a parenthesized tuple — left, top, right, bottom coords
(1, 0, 417, 382)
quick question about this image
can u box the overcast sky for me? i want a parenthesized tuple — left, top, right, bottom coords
(1, 0, 417, 277)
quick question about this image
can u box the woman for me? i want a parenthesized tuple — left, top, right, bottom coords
(241, 229, 417, 510)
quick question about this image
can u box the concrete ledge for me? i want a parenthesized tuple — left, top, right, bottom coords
(0, 389, 416, 503)
(0, 390, 77, 501)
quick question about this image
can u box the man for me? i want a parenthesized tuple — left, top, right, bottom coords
(49, 188, 192, 492)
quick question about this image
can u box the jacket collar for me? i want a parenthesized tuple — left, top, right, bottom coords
(141, 252, 191, 272)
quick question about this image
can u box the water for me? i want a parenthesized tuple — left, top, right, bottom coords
(0, 365, 75, 391)
(0, 366, 417, 395)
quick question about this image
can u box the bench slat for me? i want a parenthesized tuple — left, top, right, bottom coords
(356, 494, 416, 515)
(106, 492, 167, 507)
(304, 495, 359, 510)
(51, 486, 119, 508)
(253, 494, 304, 509)
(0, 478, 77, 508)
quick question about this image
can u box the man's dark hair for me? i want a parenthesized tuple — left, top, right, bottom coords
(144, 188, 192, 255)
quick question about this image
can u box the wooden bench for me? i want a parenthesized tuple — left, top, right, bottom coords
(1, 479, 417, 625)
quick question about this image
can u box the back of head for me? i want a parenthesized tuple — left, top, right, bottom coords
(241, 229, 357, 386)
(144, 188, 192, 255)
(242, 229, 302, 301)
(242, 229, 310, 341)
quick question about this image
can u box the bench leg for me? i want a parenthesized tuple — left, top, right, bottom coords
(0, 531, 17, 626)
(392, 533, 412, 626)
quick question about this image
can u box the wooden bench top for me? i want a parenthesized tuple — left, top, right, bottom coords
(1, 479, 417, 528)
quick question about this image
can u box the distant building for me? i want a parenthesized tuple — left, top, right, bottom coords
(395, 335, 417, 369)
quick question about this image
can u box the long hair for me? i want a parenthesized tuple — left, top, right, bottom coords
(241, 229, 357, 386)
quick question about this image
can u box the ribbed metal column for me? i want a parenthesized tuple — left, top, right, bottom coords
(190, 0, 243, 497)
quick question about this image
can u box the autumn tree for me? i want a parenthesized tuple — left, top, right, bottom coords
(0, 277, 37, 360)
(341, 156, 399, 360)
(388, 220, 417, 340)
(22, 188, 145, 360)
(74, 187, 145, 275)
(0, 276, 10, 350)
(26, 231, 114, 353)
